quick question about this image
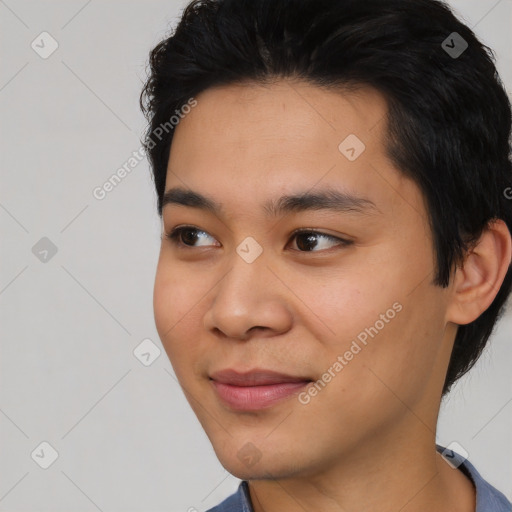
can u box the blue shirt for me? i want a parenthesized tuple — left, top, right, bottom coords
(206, 446, 511, 512)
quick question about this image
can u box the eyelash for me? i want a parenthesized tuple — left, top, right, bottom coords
(164, 225, 352, 253)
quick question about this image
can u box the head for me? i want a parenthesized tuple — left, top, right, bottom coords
(141, 0, 512, 479)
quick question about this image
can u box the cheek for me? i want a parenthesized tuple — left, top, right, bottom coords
(331, 290, 446, 413)
(296, 264, 396, 346)
(153, 258, 202, 358)
(153, 249, 202, 322)
(153, 270, 178, 340)
(300, 251, 445, 391)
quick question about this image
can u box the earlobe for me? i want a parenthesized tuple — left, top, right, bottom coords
(446, 219, 512, 325)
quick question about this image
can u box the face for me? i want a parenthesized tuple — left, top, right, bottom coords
(153, 79, 455, 480)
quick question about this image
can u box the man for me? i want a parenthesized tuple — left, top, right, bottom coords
(140, 0, 512, 510)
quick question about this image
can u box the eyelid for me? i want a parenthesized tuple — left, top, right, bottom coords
(164, 224, 219, 248)
(164, 225, 352, 251)
(288, 228, 353, 251)
(289, 227, 348, 240)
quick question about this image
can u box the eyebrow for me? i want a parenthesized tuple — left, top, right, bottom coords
(161, 186, 379, 217)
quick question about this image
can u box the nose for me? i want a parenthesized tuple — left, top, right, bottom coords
(202, 249, 293, 341)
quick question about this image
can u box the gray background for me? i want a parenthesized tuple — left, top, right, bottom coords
(0, 0, 511, 510)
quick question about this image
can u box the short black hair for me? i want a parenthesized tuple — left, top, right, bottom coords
(140, 0, 512, 396)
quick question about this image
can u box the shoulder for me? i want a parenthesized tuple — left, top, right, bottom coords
(437, 444, 511, 512)
(460, 456, 511, 512)
(205, 481, 252, 512)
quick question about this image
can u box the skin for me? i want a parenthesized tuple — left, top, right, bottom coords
(153, 79, 511, 512)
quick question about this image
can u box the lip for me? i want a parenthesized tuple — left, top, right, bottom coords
(209, 369, 312, 411)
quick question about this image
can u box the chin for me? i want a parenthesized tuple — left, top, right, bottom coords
(213, 443, 309, 481)
(221, 459, 298, 481)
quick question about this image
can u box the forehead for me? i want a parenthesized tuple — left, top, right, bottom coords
(172, 79, 389, 153)
(165, 79, 426, 224)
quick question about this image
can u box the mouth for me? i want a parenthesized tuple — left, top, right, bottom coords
(209, 368, 313, 411)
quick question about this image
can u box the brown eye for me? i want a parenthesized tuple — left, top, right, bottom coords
(289, 230, 352, 252)
(165, 226, 218, 248)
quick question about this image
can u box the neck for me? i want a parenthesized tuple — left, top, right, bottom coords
(247, 431, 475, 512)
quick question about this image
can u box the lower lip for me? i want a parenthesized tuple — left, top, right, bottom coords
(211, 380, 310, 411)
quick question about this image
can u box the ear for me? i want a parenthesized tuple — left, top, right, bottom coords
(446, 219, 512, 325)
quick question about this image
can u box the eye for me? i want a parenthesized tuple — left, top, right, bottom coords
(288, 229, 352, 252)
(165, 226, 219, 248)
(165, 226, 352, 253)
